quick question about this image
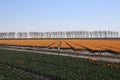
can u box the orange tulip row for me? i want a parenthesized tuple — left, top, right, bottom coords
(66, 40, 120, 52)
(0, 40, 120, 53)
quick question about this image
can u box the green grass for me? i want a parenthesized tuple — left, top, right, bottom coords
(0, 49, 120, 80)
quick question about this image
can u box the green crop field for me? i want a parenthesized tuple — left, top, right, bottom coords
(0, 49, 120, 80)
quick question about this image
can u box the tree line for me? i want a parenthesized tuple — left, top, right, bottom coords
(0, 31, 119, 39)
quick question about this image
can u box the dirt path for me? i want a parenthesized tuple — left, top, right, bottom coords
(0, 47, 120, 63)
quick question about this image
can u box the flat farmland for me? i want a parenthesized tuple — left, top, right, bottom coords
(0, 39, 120, 80)
(0, 39, 120, 53)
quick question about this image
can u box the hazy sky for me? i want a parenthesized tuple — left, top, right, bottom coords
(0, 0, 120, 32)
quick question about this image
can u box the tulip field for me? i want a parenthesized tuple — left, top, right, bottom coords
(0, 49, 120, 80)
(0, 39, 120, 80)
(0, 39, 120, 53)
